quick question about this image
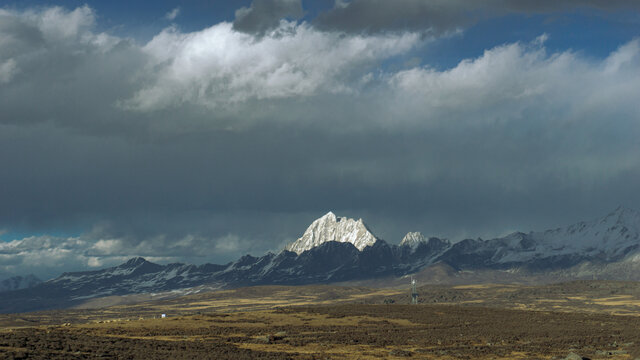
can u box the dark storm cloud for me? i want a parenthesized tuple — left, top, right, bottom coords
(0, 13, 45, 57)
(0, 6, 146, 132)
(313, 0, 478, 35)
(314, 0, 640, 34)
(1, 5, 640, 279)
(502, 0, 640, 12)
(233, 0, 303, 35)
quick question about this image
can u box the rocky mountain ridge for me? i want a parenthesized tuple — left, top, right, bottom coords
(3, 207, 640, 313)
(285, 211, 378, 254)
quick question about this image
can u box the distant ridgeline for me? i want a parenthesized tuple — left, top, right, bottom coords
(3, 207, 640, 313)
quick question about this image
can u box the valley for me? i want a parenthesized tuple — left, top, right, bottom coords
(2, 281, 640, 359)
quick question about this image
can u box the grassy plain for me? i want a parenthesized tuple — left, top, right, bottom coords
(2, 281, 640, 359)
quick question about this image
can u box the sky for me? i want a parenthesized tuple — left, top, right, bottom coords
(0, 0, 639, 280)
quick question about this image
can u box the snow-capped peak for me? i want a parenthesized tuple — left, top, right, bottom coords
(540, 206, 640, 253)
(285, 211, 378, 254)
(400, 232, 427, 248)
(492, 206, 640, 264)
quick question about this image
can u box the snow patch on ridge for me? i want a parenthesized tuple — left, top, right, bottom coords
(489, 206, 640, 264)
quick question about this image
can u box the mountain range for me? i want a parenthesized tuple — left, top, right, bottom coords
(2, 206, 640, 313)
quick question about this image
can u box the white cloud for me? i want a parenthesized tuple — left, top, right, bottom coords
(387, 37, 640, 129)
(0, 59, 17, 83)
(0, 230, 252, 280)
(0, 235, 88, 279)
(366, 37, 640, 191)
(25, 5, 95, 42)
(87, 257, 103, 267)
(124, 21, 420, 111)
(90, 238, 126, 255)
(165, 7, 180, 21)
(603, 39, 640, 74)
(0, 5, 121, 89)
(533, 33, 549, 46)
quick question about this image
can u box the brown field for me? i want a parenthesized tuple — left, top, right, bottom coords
(2, 281, 640, 359)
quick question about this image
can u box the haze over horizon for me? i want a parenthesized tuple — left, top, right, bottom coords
(1, 0, 639, 280)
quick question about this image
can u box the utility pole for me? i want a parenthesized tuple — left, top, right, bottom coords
(411, 276, 418, 305)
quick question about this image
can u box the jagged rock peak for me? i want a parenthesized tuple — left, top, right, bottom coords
(285, 211, 378, 255)
(121, 257, 148, 267)
(400, 232, 427, 248)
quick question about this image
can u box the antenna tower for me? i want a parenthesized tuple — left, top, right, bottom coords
(411, 276, 418, 305)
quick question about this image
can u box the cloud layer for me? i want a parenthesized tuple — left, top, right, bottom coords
(314, 0, 640, 34)
(126, 21, 418, 111)
(233, 0, 303, 35)
(1, 4, 639, 279)
(0, 230, 257, 279)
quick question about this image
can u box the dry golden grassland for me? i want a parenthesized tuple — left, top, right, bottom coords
(2, 281, 640, 359)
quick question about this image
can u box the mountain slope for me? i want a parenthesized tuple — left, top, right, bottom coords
(438, 206, 640, 270)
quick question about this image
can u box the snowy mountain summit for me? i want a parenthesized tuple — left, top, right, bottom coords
(530, 205, 640, 260)
(285, 211, 378, 254)
(400, 232, 427, 249)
